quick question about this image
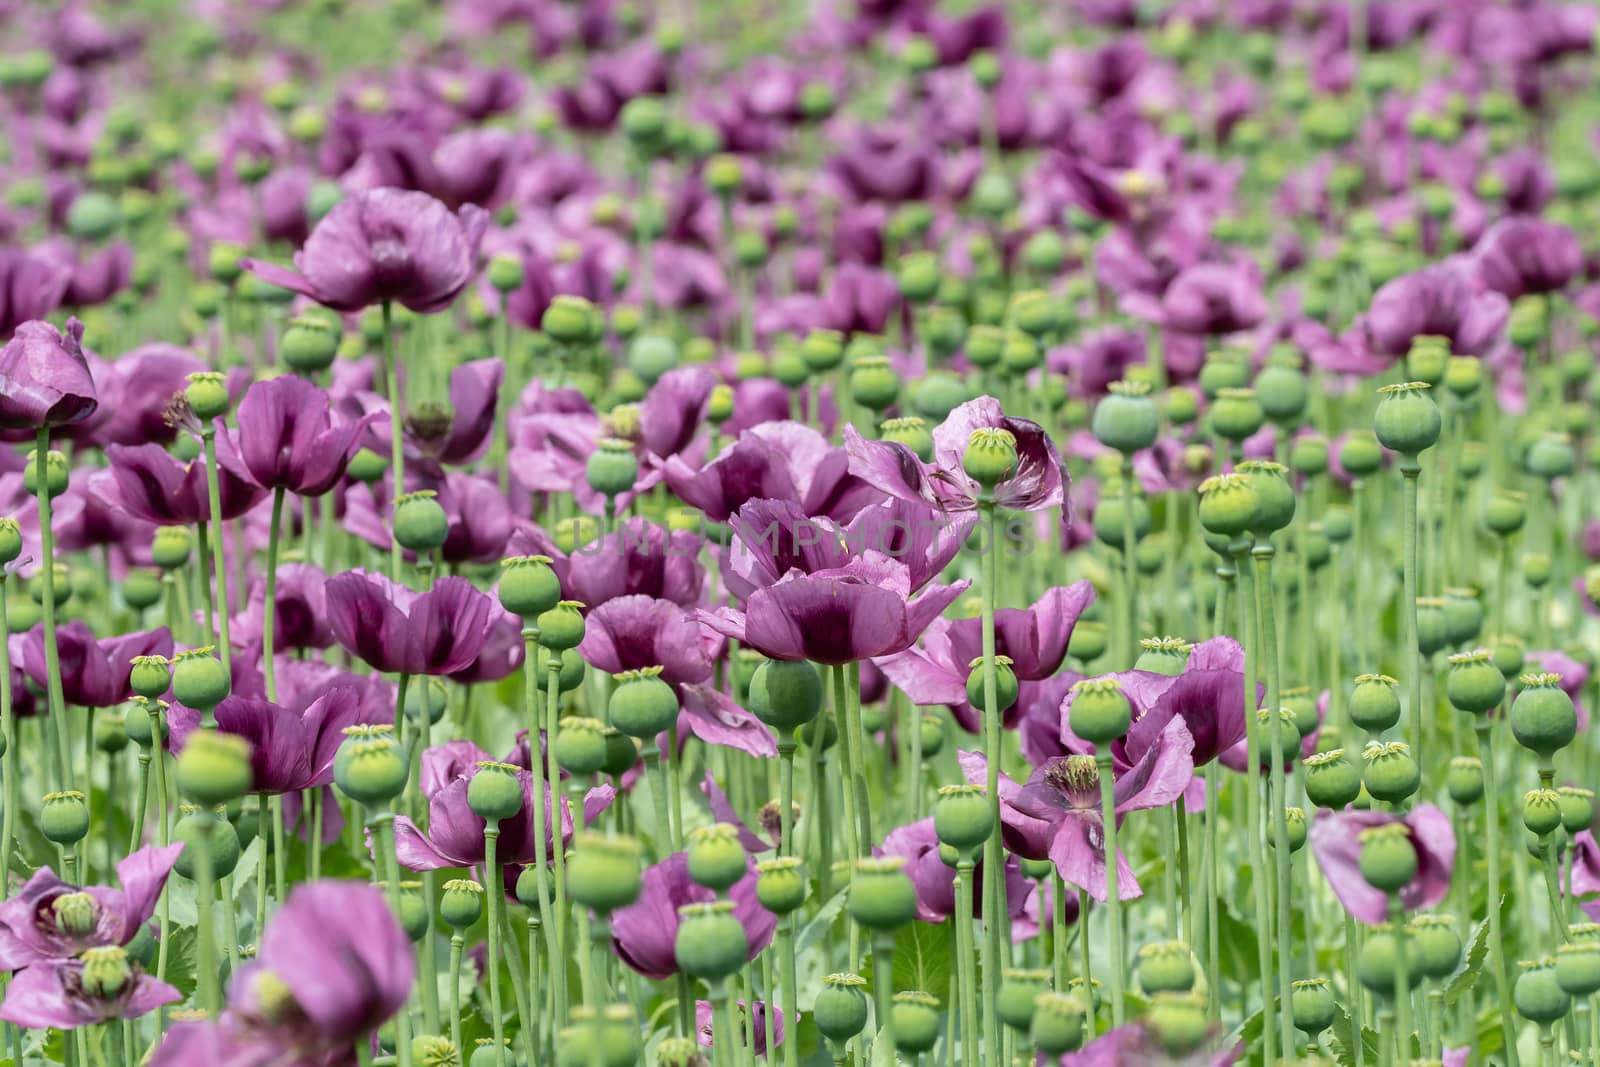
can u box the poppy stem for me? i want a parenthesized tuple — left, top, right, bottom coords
(482, 824, 507, 1065)
(263, 486, 284, 701)
(1234, 541, 1275, 1064)
(200, 426, 233, 675)
(1252, 545, 1296, 1057)
(372, 810, 415, 1067)
(1343, 910, 1363, 1067)
(978, 500, 1004, 1052)
(381, 300, 405, 582)
(545, 652, 570, 1021)
(255, 797, 269, 937)
(525, 638, 557, 997)
(779, 914, 800, 1067)
(1476, 719, 1520, 1067)
(0, 577, 15, 880)
(1388, 899, 1412, 1062)
(1119, 456, 1138, 666)
(1094, 752, 1125, 1027)
(955, 858, 979, 1067)
(1399, 460, 1421, 763)
(34, 427, 67, 790)
(194, 810, 220, 1017)
(448, 932, 464, 1053)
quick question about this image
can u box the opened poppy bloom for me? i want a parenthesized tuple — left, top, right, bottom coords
(0, 951, 178, 1030)
(230, 375, 369, 497)
(1309, 806, 1456, 924)
(0, 317, 98, 429)
(325, 570, 497, 676)
(877, 818, 1035, 929)
(0, 844, 181, 970)
(19, 622, 172, 709)
(610, 853, 777, 980)
(1362, 263, 1509, 358)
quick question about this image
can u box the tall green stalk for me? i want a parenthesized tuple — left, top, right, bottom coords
(1253, 547, 1295, 1055)
(380, 301, 404, 580)
(1476, 720, 1519, 1067)
(1095, 753, 1125, 1027)
(35, 429, 67, 790)
(955, 859, 979, 1066)
(199, 426, 233, 674)
(978, 501, 1004, 1053)
(484, 822, 507, 1067)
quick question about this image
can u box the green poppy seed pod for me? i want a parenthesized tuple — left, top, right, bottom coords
(1067, 622, 1108, 666)
(1373, 381, 1441, 456)
(568, 834, 644, 913)
(1446, 649, 1505, 714)
(1282, 687, 1319, 739)
(280, 315, 341, 374)
(962, 427, 1018, 489)
(78, 945, 132, 999)
(1511, 673, 1577, 764)
(401, 677, 447, 728)
(22, 450, 68, 499)
(466, 761, 523, 823)
(609, 667, 680, 740)
(1162, 387, 1199, 427)
(1209, 387, 1264, 442)
(183, 371, 230, 421)
(1441, 588, 1483, 646)
(1021, 229, 1066, 276)
(674, 901, 748, 981)
(1195, 473, 1260, 539)
(914, 713, 944, 758)
(879, 417, 934, 463)
(755, 857, 807, 915)
(1146, 992, 1210, 1056)
(686, 824, 747, 892)
(1443, 354, 1482, 399)
(124, 698, 167, 749)
(1236, 461, 1295, 535)
(129, 655, 172, 700)
(1515, 959, 1571, 1024)
(536, 601, 587, 651)
(1362, 741, 1420, 804)
(410, 1034, 458, 1067)
(1492, 637, 1526, 679)
(1287, 434, 1329, 478)
(1133, 637, 1192, 676)
(1255, 361, 1308, 424)
(585, 439, 640, 499)
(704, 153, 743, 198)
(1198, 352, 1250, 399)
(1523, 788, 1564, 837)
(346, 448, 387, 484)
(1525, 433, 1576, 481)
(1358, 822, 1418, 893)
(29, 562, 69, 608)
(1137, 941, 1196, 994)
(912, 373, 971, 421)
(1255, 709, 1302, 767)
(40, 790, 90, 845)
(814, 974, 870, 1043)
(1291, 978, 1336, 1035)
(1068, 678, 1132, 746)
(469, 1040, 510, 1067)
(965, 655, 1018, 714)
(848, 856, 918, 931)
(933, 784, 993, 854)
(490, 557, 561, 625)
(123, 568, 164, 610)
(67, 190, 120, 241)
(387, 881, 427, 941)
(848, 356, 899, 413)
(1555, 942, 1600, 996)
(800, 329, 845, 373)
(440, 879, 484, 930)
(1092, 380, 1160, 455)
(891, 991, 942, 1054)
(1357, 924, 1412, 995)
(1414, 598, 1450, 657)
(334, 725, 409, 806)
(1509, 295, 1549, 347)
(1349, 674, 1401, 733)
(895, 251, 941, 303)
(995, 969, 1051, 1032)
(533, 646, 586, 694)
(93, 713, 127, 754)
(172, 648, 230, 710)
(1560, 787, 1594, 834)
(1523, 552, 1552, 589)
(1030, 991, 1087, 1055)
(1446, 756, 1484, 806)
(514, 865, 543, 910)
(555, 717, 609, 776)
(1409, 915, 1462, 980)
(705, 384, 734, 425)
(1482, 491, 1527, 537)
(1092, 487, 1151, 550)
(543, 295, 599, 345)
(176, 730, 253, 806)
(655, 1035, 707, 1067)
(0, 518, 20, 567)
(172, 807, 241, 880)
(1338, 432, 1384, 478)
(1009, 292, 1058, 341)
(1304, 750, 1362, 809)
(1404, 335, 1450, 386)
(600, 731, 637, 778)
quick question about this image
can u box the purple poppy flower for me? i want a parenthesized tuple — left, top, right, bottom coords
(696, 998, 785, 1058)
(960, 715, 1194, 902)
(447, 608, 526, 686)
(1473, 216, 1583, 300)
(1052, 1023, 1241, 1066)
(232, 375, 368, 496)
(104, 441, 267, 526)
(639, 367, 717, 462)
(703, 552, 968, 666)
(239, 188, 488, 314)
(41, 240, 133, 309)
(611, 853, 777, 980)
(85, 343, 206, 448)
(845, 396, 1066, 513)
(1363, 264, 1509, 358)
(578, 595, 721, 687)
(326, 570, 497, 677)
(1310, 807, 1456, 924)
(19, 622, 172, 709)
(1572, 831, 1600, 921)
(0, 251, 71, 341)
(878, 818, 1033, 928)
(150, 881, 414, 1067)
(663, 422, 880, 524)
(819, 263, 900, 336)
(167, 687, 384, 796)
(564, 519, 705, 609)
(1080, 638, 1251, 768)
(0, 317, 98, 429)
(0, 955, 178, 1030)
(231, 563, 333, 652)
(0, 844, 182, 970)
(1134, 263, 1268, 336)
(404, 358, 504, 469)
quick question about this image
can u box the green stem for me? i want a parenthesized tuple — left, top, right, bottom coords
(263, 487, 284, 700)
(373, 811, 414, 1067)
(979, 501, 1004, 1052)
(0, 580, 15, 879)
(200, 428, 233, 674)
(1253, 548, 1295, 1055)
(194, 812, 219, 1017)
(1119, 457, 1138, 665)
(381, 301, 405, 581)
(1096, 753, 1125, 1027)
(780, 915, 800, 1067)
(1476, 721, 1520, 1067)
(544, 653, 569, 1020)
(956, 860, 979, 1067)
(872, 934, 895, 1049)
(484, 824, 507, 1066)
(1345, 910, 1364, 1067)
(255, 799, 269, 940)
(829, 667, 862, 871)
(35, 428, 67, 790)
(1400, 462, 1421, 762)
(1390, 902, 1412, 1064)
(448, 934, 464, 1053)
(1204, 761, 1220, 1023)
(1234, 544, 1275, 1065)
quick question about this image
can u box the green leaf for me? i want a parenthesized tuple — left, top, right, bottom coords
(1215, 905, 1260, 984)
(1327, 1003, 1381, 1067)
(162, 925, 199, 1000)
(891, 920, 952, 998)
(796, 889, 847, 958)
(1442, 902, 1495, 1006)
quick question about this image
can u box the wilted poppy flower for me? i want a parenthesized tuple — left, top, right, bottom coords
(846, 396, 1066, 513)
(326, 570, 497, 676)
(0, 844, 182, 970)
(0, 317, 98, 429)
(1363, 264, 1509, 357)
(1309, 806, 1455, 924)
(20, 622, 172, 710)
(239, 188, 487, 314)
(610, 853, 777, 980)
(232, 375, 368, 496)
(1472, 216, 1583, 300)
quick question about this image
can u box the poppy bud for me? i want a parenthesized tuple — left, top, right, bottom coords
(1137, 941, 1196, 994)
(1555, 942, 1600, 997)
(814, 974, 870, 1043)
(848, 856, 918, 931)
(1068, 678, 1131, 746)
(686, 824, 746, 893)
(933, 784, 992, 855)
(1304, 749, 1360, 809)
(1349, 674, 1401, 733)
(1515, 958, 1570, 1025)
(172, 648, 230, 710)
(173, 807, 242, 880)
(674, 901, 748, 982)
(177, 730, 253, 806)
(609, 667, 680, 740)
(1511, 673, 1577, 765)
(40, 791, 89, 845)
(466, 762, 523, 823)
(1209, 388, 1264, 443)
(567, 834, 643, 913)
(891, 990, 942, 1054)
(129, 655, 172, 700)
(755, 857, 807, 916)
(961, 427, 1018, 489)
(333, 725, 409, 806)
(1092, 380, 1160, 455)
(1410, 915, 1461, 980)
(440, 878, 484, 930)
(1358, 823, 1418, 893)
(537, 601, 587, 651)
(1030, 991, 1087, 1054)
